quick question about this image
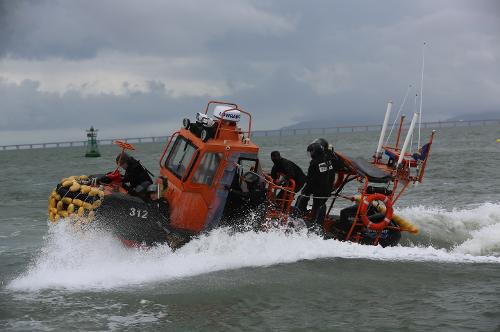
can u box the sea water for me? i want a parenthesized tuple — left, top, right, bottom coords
(1, 125, 500, 331)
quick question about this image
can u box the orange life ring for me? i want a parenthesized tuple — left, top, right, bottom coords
(359, 193, 393, 232)
(333, 171, 345, 190)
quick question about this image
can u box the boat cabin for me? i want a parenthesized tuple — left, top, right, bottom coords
(159, 101, 266, 234)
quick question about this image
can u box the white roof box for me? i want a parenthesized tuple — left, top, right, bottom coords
(213, 105, 241, 122)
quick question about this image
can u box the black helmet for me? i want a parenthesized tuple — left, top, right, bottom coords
(307, 142, 324, 159)
(312, 137, 334, 154)
(312, 138, 329, 151)
(116, 152, 132, 165)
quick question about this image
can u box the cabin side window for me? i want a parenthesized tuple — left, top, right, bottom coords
(192, 152, 222, 186)
(165, 136, 198, 180)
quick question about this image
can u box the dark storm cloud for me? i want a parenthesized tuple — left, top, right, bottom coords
(0, 78, 207, 131)
(0, 0, 499, 144)
(0, 0, 293, 59)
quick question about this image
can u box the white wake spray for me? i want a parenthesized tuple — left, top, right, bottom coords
(398, 202, 500, 255)
(8, 206, 500, 291)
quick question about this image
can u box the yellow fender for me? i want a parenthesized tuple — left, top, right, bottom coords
(49, 198, 56, 209)
(92, 200, 102, 209)
(88, 187, 99, 196)
(67, 204, 75, 214)
(62, 180, 73, 187)
(374, 204, 419, 234)
(73, 199, 83, 207)
(80, 185, 91, 194)
(83, 202, 93, 210)
(61, 211, 69, 218)
(62, 197, 73, 205)
(79, 175, 89, 180)
(77, 207, 85, 217)
(69, 182, 81, 192)
(56, 200, 64, 211)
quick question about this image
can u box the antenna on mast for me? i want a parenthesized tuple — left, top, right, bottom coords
(418, 41, 426, 150)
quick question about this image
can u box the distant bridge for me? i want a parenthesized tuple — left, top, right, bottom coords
(1, 119, 499, 151)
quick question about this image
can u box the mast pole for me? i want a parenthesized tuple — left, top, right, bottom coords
(397, 112, 419, 167)
(374, 100, 393, 162)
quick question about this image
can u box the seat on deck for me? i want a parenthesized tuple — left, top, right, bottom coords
(349, 158, 393, 183)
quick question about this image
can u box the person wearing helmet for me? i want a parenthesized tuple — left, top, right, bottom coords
(270, 151, 306, 193)
(115, 152, 153, 198)
(312, 138, 345, 171)
(296, 141, 334, 227)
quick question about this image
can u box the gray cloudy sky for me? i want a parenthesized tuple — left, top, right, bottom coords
(1, 0, 499, 144)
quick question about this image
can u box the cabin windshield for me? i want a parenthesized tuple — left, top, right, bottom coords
(192, 152, 223, 186)
(165, 136, 198, 180)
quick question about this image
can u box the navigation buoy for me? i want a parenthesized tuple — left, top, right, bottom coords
(85, 126, 101, 157)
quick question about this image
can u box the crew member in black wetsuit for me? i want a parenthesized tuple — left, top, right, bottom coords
(116, 152, 153, 198)
(311, 138, 345, 176)
(270, 151, 306, 193)
(296, 142, 333, 226)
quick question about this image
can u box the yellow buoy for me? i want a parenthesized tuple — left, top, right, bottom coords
(83, 202, 93, 210)
(49, 198, 56, 209)
(92, 200, 102, 209)
(73, 199, 83, 207)
(496, 138, 500, 143)
(88, 210, 95, 221)
(62, 180, 73, 187)
(56, 200, 64, 211)
(67, 203, 75, 214)
(79, 175, 89, 180)
(88, 187, 99, 196)
(69, 182, 81, 192)
(62, 197, 73, 205)
(80, 185, 91, 194)
(61, 211, 69, 218)
(77, 207, 85, 216)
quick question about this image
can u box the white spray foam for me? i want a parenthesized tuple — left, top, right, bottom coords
(398, 202, 500, 253)
(7, 219, 500, 291)
(453, 222, 500, 256)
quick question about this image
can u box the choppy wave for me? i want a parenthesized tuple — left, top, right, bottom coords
(398, 202, 500, 255)
(8, 204, 500, 291)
